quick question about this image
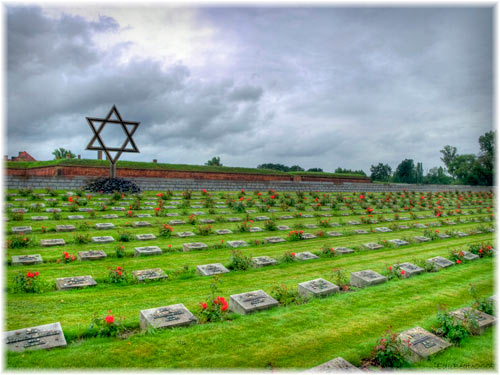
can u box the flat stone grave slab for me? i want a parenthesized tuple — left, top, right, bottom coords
(347, 221, 360, 225)
(462, 251, 479, 261)
(304, 224, 318, 229)
(101, 214, 119, 219)
(249, 226, 263, 232)
(229, 290, 279, 315)
(449, 307, 495, 335)
(40, 238, 65, 247)
(91, 236, 114, 243)
(139, 304, 197, 330)
(437, 233, 451, 239)
(334, 247, 354, 255)
(199, 219, 215, 224)
(5, 322, 66, 352)
(11, 254, 43, 266)
(31, 216, 48, 221)
(165, 213, 179, 217)
(264, 236, 286, 244)
(427, 256, 454, 270)
(252, 256, 278, 267)
(191, 205, 203, 209)
(168, 220, 186, 225)
(306, 357, 360, 372)
(398, 225, 410, 230)
(385, 218, 394, 222)
(133, 221, 151, 228)
(67, 215, 84, 220)
(55, 225, 75, 232)
(95, 223, 114, 230)
(255, 216, 270, 221)
(370, 219, 379, 224)
(135, 233, 157, 241)
(44, 208, 59, 213)
(144, 201, 156, 205)
(298, 278, 339, 299)
(389, 239, 409, 246)
(215, 229, 233, 235)
(12, 208, 28, 213)
(56, 275, 97, 290)
(276, 225, 290, 231)
(363, 242, 383, 250)
(375, 227, 392, 232)
(12, 226, 32, 234)
(302, 214, 314, 218)
(415, 215, 424, 219)
(455, 231, 468, 237)
(177, 231, 195, 238)
(192, 211, 206, 215)
(77, 207, 92, 212)
(268, 209, 278, 212)
(182, 242, 208, 252)
(320, 213, 332, 217)
(327, 231, 343, 237)
(350, 270, 387, 288)
(111, 207, 125, 211)
(396, 262, 424, 278)
(75, 248, 107, 260)
(136, 214, 152, 218)
(302, 233, 317, 240)
(414, 236, 431, 243)
(330, 222, 340, 227)
(196, 263, 230, 276)
(295, 251, 319, 261)
(134, 246, 162, 256)
(399, 217, 411, 220)
(445, 220, 456, 225)
(227, 240, 249, 248)
(341, 213, 349, 216)
(398, 326, 451, 362)
(133, 268, 168, 281)
(227, 217, 242, 222)
(14, 198, 27, 201)
(414, 223, 427, 229)
(353, 229, 369, 234)
(163, 206, 176, 209)
(215, 205, 227, 208)
(280, 215, 294, 219)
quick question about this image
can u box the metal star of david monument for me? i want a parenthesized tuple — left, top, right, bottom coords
(85, 105, 140, 178)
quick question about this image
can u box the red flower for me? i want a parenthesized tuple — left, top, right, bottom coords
(71, 255, 75, 261)
(201, 302, 207, 309)
(202, 189, 207, 193)
(401, 270, 405, 275)
(270, 195, 275, 199)
(64, 252, 70, 259)
(34, 271, 39, 277)
(116, 266, 122, 270)
(26, 271, 34, 278)
(105, 315, 114, 324)
(221, 303, 228, 311)
(388, 266, 392, 271)
(221, 239, 224, 243)
(479, 249, 483, 253)
(291, 252, 296, 256)
(456, 259, 461, 264)
(117, 270, 122, 276)
(241, 189, 245, 192)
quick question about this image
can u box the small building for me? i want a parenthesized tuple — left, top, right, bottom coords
(9, 151, 37, 162)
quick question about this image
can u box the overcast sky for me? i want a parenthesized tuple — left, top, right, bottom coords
(5, 4, 493, 174)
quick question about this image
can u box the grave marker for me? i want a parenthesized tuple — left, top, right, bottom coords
(182, 242, 208, 252)
(11, 254, 43, 266)
(449, 307, 495, 335)
(177, 231, 195, 238)
(5, 322, 66, 352)
(396, 262, 424, 278)
(55, 225, 75, 232)
(306, 357, 360, 372)
(298, 278, 339, 298)
(134, 246, 162, 256)
(334, 247, 354, 255)
(40, 239, 65, 247)
(252, 256, 277, 267)
(398, 326, 450, 362)
(196, 263, 230, 276)
(95, 223, 115, 230)
(56, 275, 97, 290)
(295, 252, 319, 261)
(264, 237, 286, 244)
(215, 229, 233, 235)
(77, 250, 107, 261)
(227, 240, 249, 248)
(12, 226, 32, 234)
(363, 242, 383, 250)
(135, 234, 157, 241)
(426, 256, 454, 270)
(91, 236, 114, 243)
(139, 304, 197, 330)
(229, 290, 278, 315)
(350, 270, 387, 288)
(133, 268, 168, 281)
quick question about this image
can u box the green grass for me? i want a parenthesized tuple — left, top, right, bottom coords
(4, 189, 495, 369)
(6, 159, 368, 178)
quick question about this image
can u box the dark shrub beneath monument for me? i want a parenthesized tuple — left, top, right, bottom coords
(83, 178, 141, 193)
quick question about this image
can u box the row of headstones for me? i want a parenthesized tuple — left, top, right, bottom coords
(6, 256, 494, 359)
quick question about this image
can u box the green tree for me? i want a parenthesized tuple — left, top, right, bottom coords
(477, 131, 495, 186)
(393, 159, 416, 183)
(415, 162, 424, 184)
(205, 156, 222, 167)
(257, 163, 289, 172)
(307, 168, 323, 172)
(424, 167, 453, 185)
(451, 154, 478, 185)
(334, 168, 367, 176)
(370, 163, 392, 182)
(440, 145, 458, 179)
(52, 148, 75, 160)
(289, 165, 304, 172)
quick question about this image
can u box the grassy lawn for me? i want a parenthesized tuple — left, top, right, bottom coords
(4, 189, 495, 369)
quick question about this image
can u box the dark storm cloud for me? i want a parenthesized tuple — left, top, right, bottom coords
(6, 5, 492, 173)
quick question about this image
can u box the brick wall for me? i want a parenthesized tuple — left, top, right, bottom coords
(5, 175, 492, 193)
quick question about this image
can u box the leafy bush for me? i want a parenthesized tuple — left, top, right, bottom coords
(61, 251, 76, 263)
(469, 284, 494, 315)
(280, 251, 296, 263)
(196, 225, 213, 236)
(468, 242, 494, 258)
(331, 268, 349, 291)
(227, 250, 252, 271)
(432, 308, 469, 344)
(7, 234, 32, 248)
(197, 276, 229, 323)
(319, 245, 336, 258)
(12, 271, 47, 293)
(87, 310, 124, 337)
(108, 266, 128, 284)
(271, 283, 304, 306)
(118, 230, 132, 242)
(74, 233, 91, 244)
(371, 327, 409, 368)
(264, 219, 277, 231)
(287, 230, 304, 241)
(11, 212, 25, 221)
(159, 224, 173, 238)
(237, 221, 251, 232)
(115, 245, 126, 258)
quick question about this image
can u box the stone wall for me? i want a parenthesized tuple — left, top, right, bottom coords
(5, 175, 493, 192)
